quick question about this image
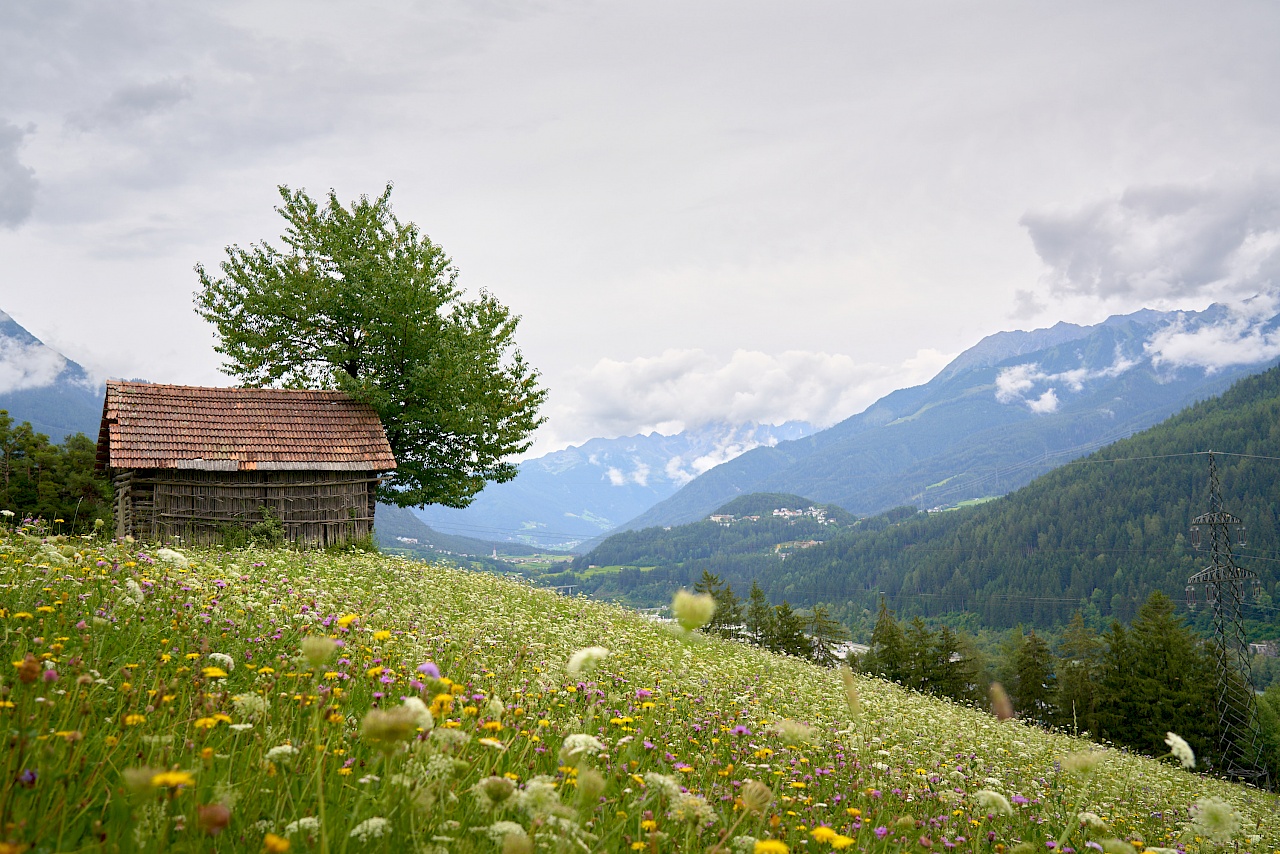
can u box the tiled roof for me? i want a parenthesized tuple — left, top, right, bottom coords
(96, 382, 397, 472)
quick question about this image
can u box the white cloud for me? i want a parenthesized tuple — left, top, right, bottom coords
(1021, 175, 1280, 306)
(0, 337, 67, 393)
(1145, 292, 1280, 372)
(993, 351, 1138, 413)
(536, 346, 953, 453)
(1027, 389, 1059, 414)
(0, 120, 36, 228)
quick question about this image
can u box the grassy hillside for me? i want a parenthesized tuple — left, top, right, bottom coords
(1, 522, 1275, 852)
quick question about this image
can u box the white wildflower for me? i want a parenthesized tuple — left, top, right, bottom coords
(643, 772, 683, 801)
(565, 646, 610, 676)
(155, 547, 189, 568)
(284, 817, 321, 837)
(517, 776, 566, 818)
(232, 692, 270, 721)
(1187, 796, 1242, 844)
(349, 816, 391, 841)
(671, 792, 717, 826)
(558, 733, 605, 767)
(402, 696, 435, 731)
(973, 789, 1013, 816)
(207, 652, 235, 673)
(265, 744, 299, 762)
(478, 820, 527, 843)
(1164, 731, 1195, 769)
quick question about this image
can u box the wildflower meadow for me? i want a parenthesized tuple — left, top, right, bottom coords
(2, 520, 1277, 852)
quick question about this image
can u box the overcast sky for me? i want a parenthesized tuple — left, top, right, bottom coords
(2, 1, 1279, 454)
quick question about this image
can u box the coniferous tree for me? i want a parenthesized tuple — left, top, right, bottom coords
(1096, 592, 1219, 766)
(1055, 611, 1102, 736)
(745, 581, 775, 647)
(694, 569, 745, 640)
(930, 625, 980, 703)
(804, 604, 852, 667)
(770, 601, 811, 658)
(1012, 631, 1056, 726)
(862, 598, 907, 682)
(902, 617, 935, 692)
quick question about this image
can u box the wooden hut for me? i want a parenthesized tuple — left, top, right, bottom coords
(96, 381, 396, 546)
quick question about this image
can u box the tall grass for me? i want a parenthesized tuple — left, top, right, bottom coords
(1, 521, 1275, 852)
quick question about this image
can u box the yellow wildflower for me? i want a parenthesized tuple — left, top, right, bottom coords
(151, 770, 195, 788)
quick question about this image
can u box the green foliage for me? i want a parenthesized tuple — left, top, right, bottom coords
(745, 580, 774, 645)
(693, 569, 745, 640)
(195, 184, 547, 509)
(248, 506, 285, 547)
(0, 411, 111, 532)
(1011, 631, 1056, 727)
(804, 603, 852, 666)
(1054, 611, 1103, 736)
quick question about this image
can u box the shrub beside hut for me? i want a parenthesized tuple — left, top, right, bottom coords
(95, 381, 396, 547)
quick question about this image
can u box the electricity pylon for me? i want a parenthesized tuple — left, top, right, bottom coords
(1185, 451, 1267, 783)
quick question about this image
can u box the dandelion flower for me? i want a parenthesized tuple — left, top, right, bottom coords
(672, 589, 716, 631)
(202, 666, 228, 679)
(1164, 731, 1195, 769)
(565, 646, 610, 676)
(151, 770, 196, 788)
(263, 833, 291, 852)
(755, 841, 789, 854)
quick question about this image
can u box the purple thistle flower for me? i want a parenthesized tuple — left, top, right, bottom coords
(417, 662, 440, 678)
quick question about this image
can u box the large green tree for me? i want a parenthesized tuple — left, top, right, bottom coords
(195, 184, 547, 508)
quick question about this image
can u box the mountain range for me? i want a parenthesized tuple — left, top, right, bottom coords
(410, 421, 813, 550)
(0, 310, 103, 441)
(570, 361, 1280, 633)
(610, 302, 1280, 537)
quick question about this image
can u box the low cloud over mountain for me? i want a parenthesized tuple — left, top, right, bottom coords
(540, 346, 951, 453)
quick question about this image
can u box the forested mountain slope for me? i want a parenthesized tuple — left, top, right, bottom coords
(576, 364, 1280, 632)
(771, 363, 1280, 628)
